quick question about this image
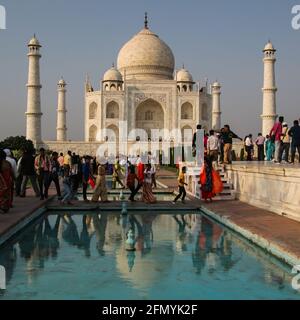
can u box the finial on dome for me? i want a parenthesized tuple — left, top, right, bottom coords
(144, 12, 148, 29)
(112, 62, 115, 68)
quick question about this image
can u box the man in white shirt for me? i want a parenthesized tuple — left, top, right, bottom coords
(207, 130, 220, 163)
(255, 133, 266, 161)
(245, 135, 254, 161)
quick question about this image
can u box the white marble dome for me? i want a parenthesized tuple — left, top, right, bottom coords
(117, 27, 175, 80)
(176, 68, 193, 82)
(103, 67, 123, 82)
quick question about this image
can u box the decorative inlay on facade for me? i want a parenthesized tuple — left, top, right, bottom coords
(134, 93, 167, 105)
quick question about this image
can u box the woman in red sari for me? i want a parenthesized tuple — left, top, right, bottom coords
(0, 149, 13, 213)
(199, 156, 223, 202)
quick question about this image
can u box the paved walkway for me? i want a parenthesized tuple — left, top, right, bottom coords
(0, 190, 55, 242)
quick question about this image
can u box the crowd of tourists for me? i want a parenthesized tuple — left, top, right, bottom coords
(1, 117, 299, 214)
(242, 117, 300, 164)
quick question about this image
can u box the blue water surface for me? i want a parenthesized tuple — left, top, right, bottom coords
(0, 212, 299, 300)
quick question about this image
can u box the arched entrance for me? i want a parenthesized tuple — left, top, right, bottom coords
(135, 99, 164, 140)
(104, 124, 119, 142)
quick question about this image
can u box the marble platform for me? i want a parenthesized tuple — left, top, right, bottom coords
(225, 162, 300, 222)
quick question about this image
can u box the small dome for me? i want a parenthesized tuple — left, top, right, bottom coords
(212, 81, 221, 87)
(176, 68, 193, 82)
(58, 78, 66, 85)
(103, 67, 123, 82)
(264, 41, 275, 51)
(28, 35, 41, 47)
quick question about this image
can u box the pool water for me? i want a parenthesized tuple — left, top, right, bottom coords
(0, 212, 299, 300)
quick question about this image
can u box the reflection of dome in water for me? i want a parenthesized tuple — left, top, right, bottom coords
(115, 215, 176, 290)
(115, 244, 174, 290)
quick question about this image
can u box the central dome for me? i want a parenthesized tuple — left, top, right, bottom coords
(117, 27, 175, 80)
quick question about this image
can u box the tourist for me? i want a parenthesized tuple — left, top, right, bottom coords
(127, 165, 142, 202)
(58, 152, 64, 177)
(20, 149, 40, 198)
(192, 124, 202, 157)
(82, 156, 92, 202)
(245, 134, 254, 161)
(199, 156, 223, 202)
(112, 157, 125, 189)
(255, 133, 265, 161)
(45, 152, 61, 200)
(136, 155, 145, 185)
(288, 120, 300, 164)
(61, 169, 73, 205)
(173, 166, 188, 204)
(4, 149, 17, 206)
(70, 154, 80, 199)
(269, 116, 284, 163)
(63, 150, 72, 176)
(35, 148, 50, 200)
(221, 125, 243, 164)
(279, 122, 290, 163)
(148, 152, 157, 188)
(15, 150, 24, 197)
(142, 163, 156, 204)
(0, 149, 13, 213)
(219, 128, 225, 163)
(265, 135, 275, 161)
(91, 163, 109, 203)
(207, 130, 219, 167)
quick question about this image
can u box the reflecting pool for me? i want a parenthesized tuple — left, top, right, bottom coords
(0, 212, 299, 300)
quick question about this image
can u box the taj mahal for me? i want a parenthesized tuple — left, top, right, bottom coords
(25, 14, 277, 156)
(25, 15, 223, 155)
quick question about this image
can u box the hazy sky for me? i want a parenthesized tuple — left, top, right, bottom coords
(0, 0, 299, 141)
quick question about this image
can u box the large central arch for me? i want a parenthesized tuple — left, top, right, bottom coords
(135, 99, 164, 139)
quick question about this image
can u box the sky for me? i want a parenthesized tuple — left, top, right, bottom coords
(0, 0, 299, 141)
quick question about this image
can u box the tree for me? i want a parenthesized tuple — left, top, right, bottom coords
(0, 136, 34, 153)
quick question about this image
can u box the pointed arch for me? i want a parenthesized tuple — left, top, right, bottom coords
(89, 102, 98, 119)
(89, 125, 97, 142)
(106, 101, 120, 119)
(181, 102, 193, 120)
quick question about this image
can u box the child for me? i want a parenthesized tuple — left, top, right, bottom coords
(199, 156, 223, 202)
(173, 166, 188, 204)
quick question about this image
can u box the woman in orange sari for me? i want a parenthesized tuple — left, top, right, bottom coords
(0, 150, 13, 213)
(199, 156, 223, 202)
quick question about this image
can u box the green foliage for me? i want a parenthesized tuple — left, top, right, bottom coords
(0, 136, 35, 154)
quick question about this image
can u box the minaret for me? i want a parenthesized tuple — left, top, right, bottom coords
(211, 81, 222, 130)
(56, 78, 67, 141)
(26, 35, 42, 144)
(261, 41, 277, 137)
